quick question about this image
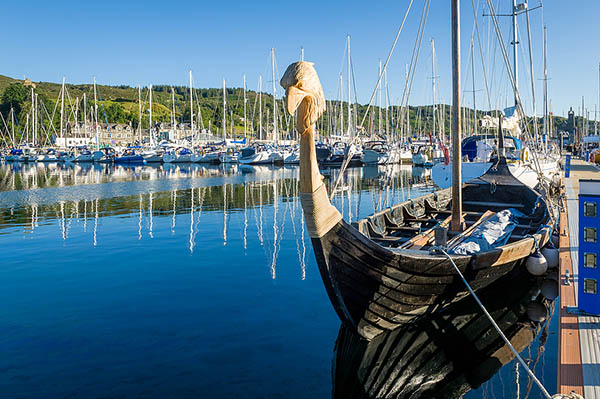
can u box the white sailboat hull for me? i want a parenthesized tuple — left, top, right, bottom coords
(362, 150, 385, 165)
(239, 151, 273, 165)
(164, 154, 192, 163)
(431, 158, 560, 190)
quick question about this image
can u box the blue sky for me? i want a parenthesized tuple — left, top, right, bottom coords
(3, 0, 599, 117)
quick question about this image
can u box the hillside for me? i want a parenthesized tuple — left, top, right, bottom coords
(0, 74, 572, 144)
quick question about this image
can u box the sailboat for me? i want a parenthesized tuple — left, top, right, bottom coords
(280, 2, 552, 340)
(431, 2, 560, 190)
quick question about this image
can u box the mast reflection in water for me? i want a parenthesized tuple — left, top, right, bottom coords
(333, 270, 558, 399)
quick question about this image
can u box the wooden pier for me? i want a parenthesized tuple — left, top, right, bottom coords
(558, 158, 600, 398)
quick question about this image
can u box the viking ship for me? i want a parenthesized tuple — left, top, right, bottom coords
(280, 60, 552, 340)
(332, 270, 554, 399)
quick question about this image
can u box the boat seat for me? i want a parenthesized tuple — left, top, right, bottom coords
(397, 215, 453, 250)
(366, 214, 388, 238)
(462, 201, 525, 209)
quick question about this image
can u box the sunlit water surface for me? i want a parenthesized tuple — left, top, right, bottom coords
(0, 162, 556, 398)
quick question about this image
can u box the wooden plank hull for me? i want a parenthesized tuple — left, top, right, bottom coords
(313, 220, 532, 340)
(311, 160, 553, 340)
(332, 271, 553, 398)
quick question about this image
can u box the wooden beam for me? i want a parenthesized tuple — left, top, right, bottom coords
(451, 0, 464, 232)
(462, 201, 525, 209)
(399, 215, 453, 250)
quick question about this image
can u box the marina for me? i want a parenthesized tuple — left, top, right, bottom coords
(2, 0, 600, 398)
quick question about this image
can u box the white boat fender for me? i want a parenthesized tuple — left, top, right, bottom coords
(526, 250, 548, 276)
(526, 302, 547, 323)
(541, 246, 559, 269)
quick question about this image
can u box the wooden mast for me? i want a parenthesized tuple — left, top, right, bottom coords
(451, 0, 463, 232)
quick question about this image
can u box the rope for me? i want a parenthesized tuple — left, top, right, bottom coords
(432, 247, 553, 399)
(484, 0, 545, 183)
(300, 183, 342, 238)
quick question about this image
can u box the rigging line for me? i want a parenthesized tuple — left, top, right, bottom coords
(471, 0, 493, 109)
(399, 0, 431, 134)
(434, 247, 553, 399)
(358, 0, 414, 130)
(484, 0, 543, 179)
(95, 87, 113, 142)
(40, 100, 58, 137)
(524, 5, 540, 142)
(397, 0, 429, 119)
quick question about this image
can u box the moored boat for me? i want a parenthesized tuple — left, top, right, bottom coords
(280, 61, 553, 340)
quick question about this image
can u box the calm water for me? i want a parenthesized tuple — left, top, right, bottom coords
(0, 162, 557, 398)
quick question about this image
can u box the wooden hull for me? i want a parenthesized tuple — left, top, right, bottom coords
(332, 270, 553, 398)
(310, 160, 552, 340)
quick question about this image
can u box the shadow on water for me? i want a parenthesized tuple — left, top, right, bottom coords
(333, 269, 558, 399)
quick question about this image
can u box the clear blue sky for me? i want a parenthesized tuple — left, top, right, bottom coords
(3, 0, 599, 117)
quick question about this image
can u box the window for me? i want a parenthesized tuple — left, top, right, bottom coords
(585, 202, 597, 217)
(584, 227, 597, 243)
(584, 278, 597, 295)
(584, 253, 597, 268)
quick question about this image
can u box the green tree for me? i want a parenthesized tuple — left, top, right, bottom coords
(105, 103, 128, 123)
(0, 83, 28, 115)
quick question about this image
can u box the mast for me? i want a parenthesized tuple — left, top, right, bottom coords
(431, 39, 436, 141)
(74, 96, 79, 139)
(31, 88, 35, 145)
(339, 73, 344, 135)
(83, 93, 87, 140)
(511, 0, 519, 107)
(222, 77, 227, 141)
(149, 84, 153, 146)
(582, 96, 585, 142)
(471, 37, 477, 136)
(378, 60, 382, 136)
(259, 75, 263, 140)
(385, 66, 389, 138)
(271, 48, 277, 143)
(347, 35, 352, 137)
(93, 77, 99, 148)
(11, 108, 15, 145)
(543, 25, 548, 145)
(138, 85, 142, 144)
(189, 70, 194, 146)
(171, 87, 176, 138)
(301, 47, 304, 61)
(451, 0, 463, 232)
(60, 76, 65, 142)
(34, 94, 38, 146)
(243, 74, 247, 139)
(405, 64, 410, 140)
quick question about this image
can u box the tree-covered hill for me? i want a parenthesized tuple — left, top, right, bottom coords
(0, 74, 573, 145)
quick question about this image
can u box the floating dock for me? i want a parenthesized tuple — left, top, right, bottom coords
(558, 159, 600, 398)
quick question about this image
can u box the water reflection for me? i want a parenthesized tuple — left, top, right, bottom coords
(0, 162, 243, 191)
(333, 270, 557, 399)
(0, 163, 435, 280)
